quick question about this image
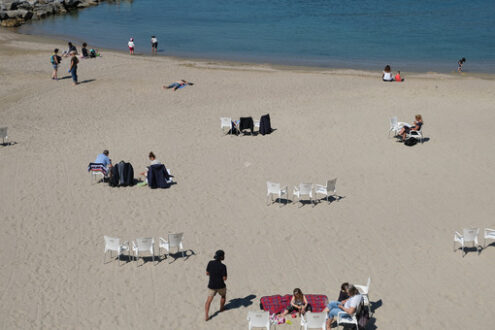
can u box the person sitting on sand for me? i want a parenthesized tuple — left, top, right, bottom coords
(81, 42, 89, 58)
(399, 114, 423, 141)
(278, 288, 312, 318)
(62, 42, 77, 57)
(139, 152, 161, 179)
(395, 71, 404, 82)
(163, 80, 194, 91)
(382, 65, 394, 81)
(324, 285, 362, 329)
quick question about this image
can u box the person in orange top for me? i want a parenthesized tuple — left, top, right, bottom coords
(395, 71, 403, 82)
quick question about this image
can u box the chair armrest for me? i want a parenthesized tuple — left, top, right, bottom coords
(354, 284, 368, 294)
(314, 184, 326, 190)
(485, 229, 495, 237)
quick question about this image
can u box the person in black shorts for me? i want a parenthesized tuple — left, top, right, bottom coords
(151, 36, 158, 55)
(205, 250, 227, 321)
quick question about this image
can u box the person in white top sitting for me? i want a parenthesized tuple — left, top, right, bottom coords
(382, 64, 394, 81)
(323, 285, 362, 329)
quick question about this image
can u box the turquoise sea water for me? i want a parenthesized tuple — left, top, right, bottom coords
(17, 0, 495, 72)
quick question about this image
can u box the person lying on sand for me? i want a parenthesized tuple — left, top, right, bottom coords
(163, 80, 194, 91)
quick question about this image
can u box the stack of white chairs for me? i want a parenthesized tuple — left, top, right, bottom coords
(267, 179, 338, 206)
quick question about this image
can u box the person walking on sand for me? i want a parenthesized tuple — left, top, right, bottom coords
(69, 51, 79, 86)
(128, 38, 135, 55)
(151, 35, 158, 55)
(50, 48, 61, 80)
(205, 250, 227, 321)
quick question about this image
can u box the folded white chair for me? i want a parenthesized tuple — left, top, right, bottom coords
(388, 117, 401, 137)
(355, 276, 371, 314)
(293, 183, 313, 205)
(103, 236, 129, 265)
(453, 228, 480, 256)
(266, 181, 288, 206)
(484, 228, 495, 248)
(159, 233, 185, 258)
(247, 311, 270, 330)
(132, 237, 155, 266)
(0, 127, 8, 145)
(220, 117, 232, 135)
(314, 178, 337, 203)
(301, 312, 327, 330)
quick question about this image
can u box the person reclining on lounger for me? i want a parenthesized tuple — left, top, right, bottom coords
(399, 114, 423, 141)
(163, 79, 194, 91)
(323, 285, 362, 329)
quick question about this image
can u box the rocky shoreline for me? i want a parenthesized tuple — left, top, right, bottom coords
(0, 0, 104, 27)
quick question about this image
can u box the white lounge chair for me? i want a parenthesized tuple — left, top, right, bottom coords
(314, 178, 337, 203)
(220, 117, 232, 135)
(355, 277, 371, 314)
(483, 228, 495, 248)
(454, 228, 480, 256)
(388, 117, 401, 137)
(266, 181, 288, 205)
(159, 233, 185, 258)
(0, 127, 8, 145)
(337, 297, 362, 330)
(103, 236, 129, 265)
(132, 237, 155, 266)
(247, 311, 270, 330)
(293, 183, 313, 205)
(301, 312, 327, 330)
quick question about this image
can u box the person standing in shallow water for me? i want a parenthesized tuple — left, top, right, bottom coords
(205, 250, 227, 321)
(69, 51, 79, 86)
(151, 35, 158, 55)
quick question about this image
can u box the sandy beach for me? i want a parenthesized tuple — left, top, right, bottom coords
(1, 30, 495, 329)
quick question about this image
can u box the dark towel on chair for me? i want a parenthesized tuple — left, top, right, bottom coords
(147, 164, 171, 189)
(239, 117, 254, 134)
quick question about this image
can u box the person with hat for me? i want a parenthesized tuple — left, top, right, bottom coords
(205, 250, 227, 321)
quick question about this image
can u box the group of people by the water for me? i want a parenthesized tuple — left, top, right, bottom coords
(50, 41, 100, 85)
(128, 35, 159, 55)
(272, 283, 362, 329)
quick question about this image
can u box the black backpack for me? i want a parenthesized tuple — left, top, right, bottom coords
(404, 137, 418, 146)
(109, 166, 119, 187)
(357, 302, 370, 329)
(122, 162, 134, 186)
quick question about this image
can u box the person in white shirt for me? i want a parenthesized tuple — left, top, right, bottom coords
(151, 36, 158, 55)
(128, 37, 135, 55)
(382, 64, 394, 81)
(323, 285, 362, 329)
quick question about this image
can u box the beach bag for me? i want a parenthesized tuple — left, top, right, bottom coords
(404, 137, 418, 146)
(50, 55, 55, 64)
(357, 303, 370, 329)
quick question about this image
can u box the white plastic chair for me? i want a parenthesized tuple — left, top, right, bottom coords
(388, 117, 401, 137)
(220, 117, 232, 135)
(483, 228, 495, 248)
(293, 183, 313, 205)
(406, 126, 424, 143)
(90, 170, 105, 183)
(355, 277, 371, 314)
(314, 178, 337, 203)
(254, 120, 260, 131)
(454, 228, 480, 256)
(247, 311, 270, 330)
(266, 181, 288, 205)
(337, 297, 362, 329)
(0, 127, 8, 145)
(159, 233, 185, 258)
(301, 312, 327, 330)
(103, 236, 129, 265)
(132, 237, 155, 266)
